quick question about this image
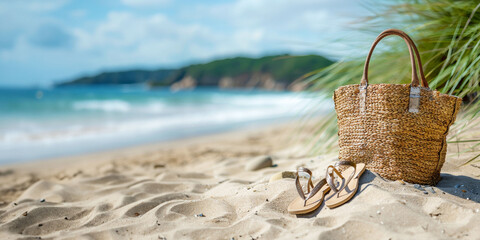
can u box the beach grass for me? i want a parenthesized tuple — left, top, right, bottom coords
(303, 0, 480, 163)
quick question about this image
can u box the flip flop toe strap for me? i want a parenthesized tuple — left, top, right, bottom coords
(326, 165, 344, 192)
(295, 167, 326, 206)
(326, 161, 356, 193)
(295, 167, 314, 199)
(304, 178, 327, 206)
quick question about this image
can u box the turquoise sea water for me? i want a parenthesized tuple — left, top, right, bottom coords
(0, 86, 331, 164)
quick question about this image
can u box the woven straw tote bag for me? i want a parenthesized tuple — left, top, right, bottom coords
(333, 29, 462, 185)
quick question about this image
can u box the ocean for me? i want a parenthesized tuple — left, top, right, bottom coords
(0, 86, 331, 164)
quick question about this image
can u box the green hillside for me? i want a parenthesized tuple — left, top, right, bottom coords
(182, 55, 332, 84)
(56, 69, 175, 86)
(57, 54, 333, 90)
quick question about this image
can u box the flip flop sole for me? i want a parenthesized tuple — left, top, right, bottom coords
(287, 184, 329, 214)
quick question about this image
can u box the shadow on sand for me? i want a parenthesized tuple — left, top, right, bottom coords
(436, 173, 480, 203)
(295, 171, 480, 218)
(296, 170, 378, 218)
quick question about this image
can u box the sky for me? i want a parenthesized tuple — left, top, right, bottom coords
(0, 0, 372, 87)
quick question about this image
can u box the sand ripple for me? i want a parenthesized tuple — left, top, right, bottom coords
(1, 132, 480, 239)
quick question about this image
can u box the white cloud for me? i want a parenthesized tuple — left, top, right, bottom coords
(70, 11, 271, 68)
(202, 0, 358, 31)
(0, 0, 369, 86)
(183, 0, 363, 56)
(0, 0, 71, 50)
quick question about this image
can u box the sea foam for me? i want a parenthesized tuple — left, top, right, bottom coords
(0, 87, 331, 163)
(73, 100, 132, 112)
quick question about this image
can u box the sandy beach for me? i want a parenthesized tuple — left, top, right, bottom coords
(0, 119, 479, 240)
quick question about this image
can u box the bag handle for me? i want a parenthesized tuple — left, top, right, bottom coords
(360, 29, 429, 88)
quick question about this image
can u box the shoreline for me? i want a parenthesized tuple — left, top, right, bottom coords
(0, 86, 324, 164)
(3, 119, 305, 173)
(0, 118, 317, 205)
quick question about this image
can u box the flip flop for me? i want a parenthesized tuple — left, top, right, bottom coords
(287, 167, 330, 214)
(324, 161, 366, 208)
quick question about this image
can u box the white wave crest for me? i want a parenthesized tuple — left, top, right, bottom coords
(73, 100, 131, 112)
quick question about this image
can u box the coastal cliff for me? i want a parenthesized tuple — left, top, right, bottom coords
(56, 54, 333, 91)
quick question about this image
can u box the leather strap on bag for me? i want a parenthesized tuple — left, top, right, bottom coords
(361, 29, 429, 88)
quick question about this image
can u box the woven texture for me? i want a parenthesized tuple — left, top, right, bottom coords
(333, 29, 462, 185)
(334, 84, 461, 185)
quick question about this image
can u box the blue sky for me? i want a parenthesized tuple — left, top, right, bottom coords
(0, 0, 371, 87)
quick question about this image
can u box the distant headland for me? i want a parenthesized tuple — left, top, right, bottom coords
(55, 54, 333, 91)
